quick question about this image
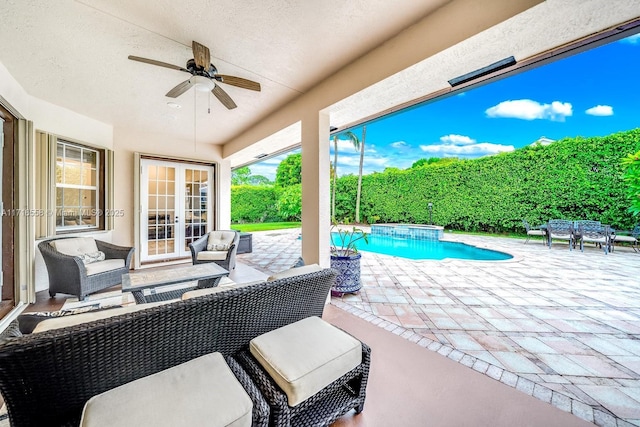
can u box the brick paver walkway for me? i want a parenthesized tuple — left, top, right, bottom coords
(237, 228, 640, 427)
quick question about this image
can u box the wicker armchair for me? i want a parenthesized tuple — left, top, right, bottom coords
(39, 237, 134, 299)
(189, 230, 240, 270)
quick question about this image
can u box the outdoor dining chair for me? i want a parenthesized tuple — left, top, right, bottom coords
(522, 219, 546, 244)
(577, 222, 610, 254)
(547, 219, 575, 250)
(611, 224, 639, 252)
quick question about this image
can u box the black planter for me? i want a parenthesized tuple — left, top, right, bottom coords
(330, 252, 362, 296)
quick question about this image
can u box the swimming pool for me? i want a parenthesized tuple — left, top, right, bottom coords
(331, 232, 512, 261)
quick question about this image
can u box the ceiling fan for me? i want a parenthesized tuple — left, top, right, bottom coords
(128, 41, 261, 110)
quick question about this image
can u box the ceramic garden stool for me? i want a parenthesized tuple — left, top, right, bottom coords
(234, 316, 371, 427)
(80, 352, 269, 427)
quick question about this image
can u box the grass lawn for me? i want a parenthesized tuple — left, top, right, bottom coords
(231, 222, 301, 232)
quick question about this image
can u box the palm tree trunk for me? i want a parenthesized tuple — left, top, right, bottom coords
(355, 125, 366, 224)
(332, 136, 338, 221)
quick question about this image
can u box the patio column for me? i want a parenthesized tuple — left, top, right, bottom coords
(301, 111, 330, 267)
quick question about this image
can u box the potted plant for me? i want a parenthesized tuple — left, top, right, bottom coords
(330, 223, 368, 296)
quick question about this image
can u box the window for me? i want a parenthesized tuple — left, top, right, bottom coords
(55, 140, 104, 231)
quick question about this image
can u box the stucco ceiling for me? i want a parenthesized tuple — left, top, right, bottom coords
(225, 0, 640, 167)
(1, 0, 639, 169)
(0, 0, 449, 145)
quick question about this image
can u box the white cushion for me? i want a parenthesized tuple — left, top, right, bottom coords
(267, 264, 323, 282)
(614, 235, 637, 242)
(250, 316, 362, 407)
(207, 231, 236, 249)
(80, 352, 253, 427)
(196, 251, 228, 261)
(85, 259, 125, 276)
(51, 237, 99, 257)
(32, 301, 170, 333)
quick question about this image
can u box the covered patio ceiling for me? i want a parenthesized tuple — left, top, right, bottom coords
(1, 1, 638, 168)
(226, 0, 640, 168)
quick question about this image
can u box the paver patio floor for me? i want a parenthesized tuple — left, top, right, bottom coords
(237, 228, 640, 427)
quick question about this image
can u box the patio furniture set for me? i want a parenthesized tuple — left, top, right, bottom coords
(39, 230, 242, 301)
(522, 219, 639, 254)
(0, 265, 371, 427)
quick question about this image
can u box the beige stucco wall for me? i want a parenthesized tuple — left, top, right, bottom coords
(1, 62, 233, 294)
(110, 127, 232, 251)
(0, 62, 116, 294)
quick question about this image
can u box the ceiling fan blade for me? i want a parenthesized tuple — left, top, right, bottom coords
(212, 85, 237, 110)
(128, 55, 189, 73)
(217, 75, 261, 91)
(166, 79, 194, 98)
(192, 41, 211, 69)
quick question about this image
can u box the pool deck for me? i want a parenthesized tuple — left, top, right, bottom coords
(237, 227, 640, 426)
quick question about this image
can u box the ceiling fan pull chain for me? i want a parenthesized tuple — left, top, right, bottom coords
(208, 91, 211, 114)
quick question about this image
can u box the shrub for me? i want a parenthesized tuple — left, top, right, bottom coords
(230, 185, 279, 223)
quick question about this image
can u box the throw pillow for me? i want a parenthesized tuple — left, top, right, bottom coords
(78, 251, 106, 265)
(206, 243, 230, 251)
(17, 305, 121, 334)
(0, 319, 22, 343)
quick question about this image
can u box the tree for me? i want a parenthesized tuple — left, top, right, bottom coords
(248, 175, 272, 185)
(355, 125, 366, 224)
(231, 166, 252, 185)
(623, 150, 640, 216)
(411, 157, 441, 168)
(275, 153, 302, 187)
(331, 131, 359, 221)
(276, 184, 302, 220)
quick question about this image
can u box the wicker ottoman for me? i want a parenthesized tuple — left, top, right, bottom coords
(235, 316, 371, 427)
(80, 352, 269, 427)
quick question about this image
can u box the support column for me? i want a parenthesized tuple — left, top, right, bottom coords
(301, 111, 330, 267)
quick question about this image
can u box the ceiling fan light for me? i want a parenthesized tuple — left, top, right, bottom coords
(189, 75, 215, 92)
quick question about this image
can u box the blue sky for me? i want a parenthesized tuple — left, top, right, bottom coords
(251, 33, 640, 181)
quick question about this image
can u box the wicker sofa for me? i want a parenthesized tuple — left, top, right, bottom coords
(0, 267, 371, 427)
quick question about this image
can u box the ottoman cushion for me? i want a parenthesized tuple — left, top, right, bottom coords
(250, 316, 362, 407)
(80, 352, 253, 427)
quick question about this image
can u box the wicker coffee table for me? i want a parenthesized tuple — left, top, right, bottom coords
(122, 263, 229, 303)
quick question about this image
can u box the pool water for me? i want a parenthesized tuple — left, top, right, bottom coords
(331, 233, 512, 261)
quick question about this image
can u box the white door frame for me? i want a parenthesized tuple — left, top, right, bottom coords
(139, 158, 214, 264)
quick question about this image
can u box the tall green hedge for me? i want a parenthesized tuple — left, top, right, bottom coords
(335, 129, 640, 231)
(230, 185, 279, 223)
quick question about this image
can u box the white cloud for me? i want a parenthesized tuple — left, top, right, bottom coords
(585, 105, 613, 116)
(390, 141, 408, 148)
(440, 134, 476, 145)
(620, 34, 640, 44)
(332, 138, 361, 153)
(485, 99, 573, 121)
(338, 155, 387, 168)
(419, 133, 512, 158)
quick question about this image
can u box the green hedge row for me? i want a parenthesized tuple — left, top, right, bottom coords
(231, 184, 302, 223)
(230, 185, 279, 223)
(334, 129, 640, 231)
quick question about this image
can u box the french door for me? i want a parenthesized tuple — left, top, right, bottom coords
(140, 159, 214, 262)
